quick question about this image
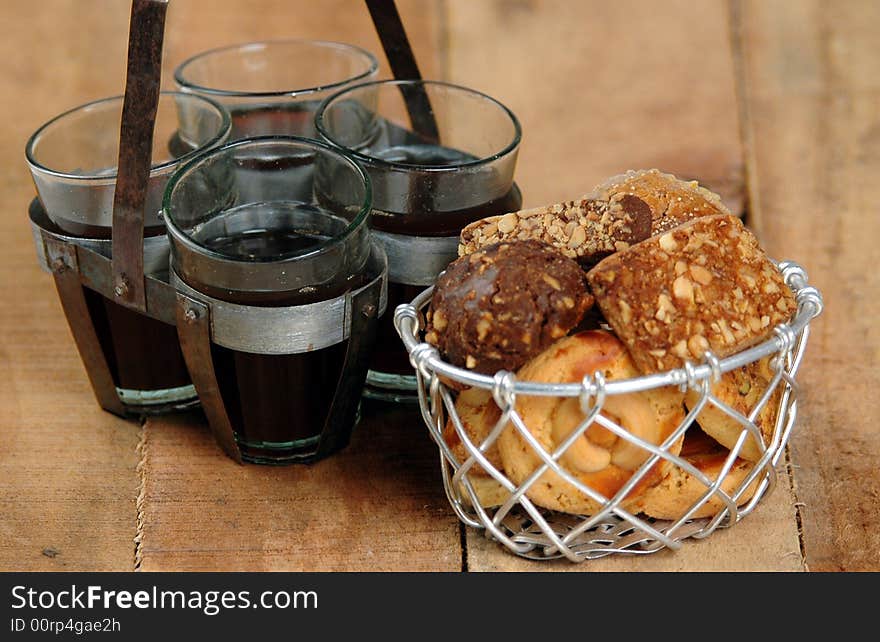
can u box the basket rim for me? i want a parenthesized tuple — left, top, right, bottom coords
(394, 259, 822, 397)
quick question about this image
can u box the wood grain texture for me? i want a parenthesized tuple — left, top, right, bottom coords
(466, 467, 803, 572)
(4, 0, 868, 573)
(136, 0, 459, 572)
(0, 0, 140, 572)
(442, 0, 799, 571)
(137, 404, 460, 571)
(442, 0, 746, 214)
(737, 0, 880, 571)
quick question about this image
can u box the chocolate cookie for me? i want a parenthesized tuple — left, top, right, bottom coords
(425, 240, 593, 374)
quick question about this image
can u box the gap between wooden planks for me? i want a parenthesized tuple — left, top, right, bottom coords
(447, 0, 800, 571)
(0, 0, 139, 572)
(136, 0, 805, 572)
(136, 0, 460, 572)
(736, 0, 880, 571)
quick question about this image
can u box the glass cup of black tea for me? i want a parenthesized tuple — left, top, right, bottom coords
(163, 136, 385, 464)
(174, 39, 379, 141)
(25, 92, 231, 414)
(315, 79, 522, 402)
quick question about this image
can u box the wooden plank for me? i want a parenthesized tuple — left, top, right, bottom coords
(466, 467, 802, 572)
(137, 0, 460, 571)
(440, 0, 803, 571)
(737, 0, 880, 571)
(0, 0, 140, 571)
(137, 404, 460, 571)
(163, 0, 443, 85)
(442, 0, 746, 215)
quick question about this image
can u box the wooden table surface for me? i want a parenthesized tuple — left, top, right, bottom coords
(1, 0, 877, 572)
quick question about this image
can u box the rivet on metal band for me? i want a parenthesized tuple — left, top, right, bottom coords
(29, 199, 171, 276)
(169, 243, 387, 355)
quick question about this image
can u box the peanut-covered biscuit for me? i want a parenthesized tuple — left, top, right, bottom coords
(594, 168, 732, 235)
(632, 429, 760, 520)
(458, 169, 731, 267)
(498, 330, 686, 515)
(686, 356, 783, 462)
(443, 388, 511, 508)
(587, 214, 796, 374)
(425, 240, 593, 374)
(458, 193, 653, 267)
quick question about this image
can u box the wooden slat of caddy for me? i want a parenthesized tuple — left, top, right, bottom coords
(445, 0, 803, 571)
(136, 0, 462, 571)
(738, 0, 880, 571)
(0, 1, 140, 571)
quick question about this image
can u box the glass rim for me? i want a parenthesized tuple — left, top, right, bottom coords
(314, 78, 523, 173)
(162, 134, 373, 265)
(24, 91, 232, 183)
(173, 38, 380, 99)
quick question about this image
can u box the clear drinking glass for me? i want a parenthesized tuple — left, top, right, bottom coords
(26, 92, 230, 237)
(174, 39, 379, 141)
(315, 79, 522, 402)
(25, 92, 231, 412)
(163, 136, 381, 464)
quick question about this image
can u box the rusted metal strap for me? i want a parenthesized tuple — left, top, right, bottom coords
(175, 293, 243, 464)
(365, 0, 439, 142)
(45, 238, 126, 417)
(111, 0, 169, 311)
(314, 269, 384, 460)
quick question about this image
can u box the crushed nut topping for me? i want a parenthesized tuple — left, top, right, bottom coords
(587, 214, 796, 373)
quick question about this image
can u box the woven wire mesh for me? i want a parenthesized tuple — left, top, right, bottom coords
(394, 261, 822, 562)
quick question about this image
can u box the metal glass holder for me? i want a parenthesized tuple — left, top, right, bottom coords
(25, 0, 196, 418)
(395, 261, 823, 562)
(26, 0, 412, 452)
(172, 242, 388, 463)
(364, 230, 460, 398)
(30, 200, 197, 417)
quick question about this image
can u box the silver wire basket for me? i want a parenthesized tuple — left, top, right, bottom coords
(394, 260, 823, 562)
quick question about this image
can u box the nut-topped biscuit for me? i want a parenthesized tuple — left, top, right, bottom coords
(458, 169, 731, 267)
(425, 240, 593, 374)
(443, 388, 511, 508)
(685, 356, 783, 462)
(497, 330, 686, 515)
(458, 193, 653, 267)
(587, 214, 796, 374)
(594, 168, 732, 235)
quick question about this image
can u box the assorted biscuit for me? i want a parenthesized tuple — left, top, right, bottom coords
(458, 168, 729, 267)
(587, 213, 796, 374)
(425, 239, 593, 375)
(631, 429, 761, 520)
(497, 330, 686, 515)
(458, 192, 652, 267)
(592, 168, 732, 235)
(684, 356, 783, 463)
(427, 169, 796, 519)
(443, 387, 512, 509)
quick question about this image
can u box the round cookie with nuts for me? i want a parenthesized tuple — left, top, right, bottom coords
(425, 240, 593, 375)
(497, 330, 686, 515)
